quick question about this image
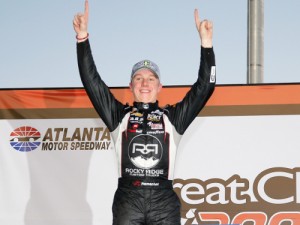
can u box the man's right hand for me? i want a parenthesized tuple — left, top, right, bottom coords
(73, 0, 89, 41)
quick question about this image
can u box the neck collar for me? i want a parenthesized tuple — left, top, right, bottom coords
(133, 101, 158, 111)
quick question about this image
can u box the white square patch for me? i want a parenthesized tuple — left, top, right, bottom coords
(210, 66, 216, 83)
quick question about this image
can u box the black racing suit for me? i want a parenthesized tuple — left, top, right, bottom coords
(77, 39, 216, 225)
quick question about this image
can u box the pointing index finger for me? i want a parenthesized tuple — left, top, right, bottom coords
(84, 0, 89, 19)
(194, 8, 201, 26)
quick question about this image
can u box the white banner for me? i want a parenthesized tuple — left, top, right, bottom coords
(1, 115, 299, 225)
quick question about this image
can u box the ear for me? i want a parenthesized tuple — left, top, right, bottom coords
(129, 82, 133, 92)
(157, 83, 162, 93)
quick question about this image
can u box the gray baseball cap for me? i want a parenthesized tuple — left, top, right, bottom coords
(131, 60, 160, 80)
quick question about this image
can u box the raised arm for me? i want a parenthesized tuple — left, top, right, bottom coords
(74, 0, 126, 132)
(165, 10, 216, 135)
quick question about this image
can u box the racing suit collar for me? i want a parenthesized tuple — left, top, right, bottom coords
(133, 101, 158, 111)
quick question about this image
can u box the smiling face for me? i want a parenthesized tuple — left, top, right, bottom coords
(130, 68, 162, 103)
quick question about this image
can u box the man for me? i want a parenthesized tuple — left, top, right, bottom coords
(73, 1, 216, 224)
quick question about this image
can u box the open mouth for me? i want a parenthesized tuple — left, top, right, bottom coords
(140, 89, 151, 93)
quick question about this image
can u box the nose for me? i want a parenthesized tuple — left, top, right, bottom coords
(141, 78, 149, 86)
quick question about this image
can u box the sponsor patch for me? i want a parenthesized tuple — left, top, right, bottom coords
(128, 134, 163, 169)
(148, 122, 163, 130)
(210, 66, 216, 83)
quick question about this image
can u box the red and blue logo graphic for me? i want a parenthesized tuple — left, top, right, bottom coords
(10, 126, 41, 152)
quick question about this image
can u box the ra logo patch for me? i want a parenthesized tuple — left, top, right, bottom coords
(128, 134, 163, 169)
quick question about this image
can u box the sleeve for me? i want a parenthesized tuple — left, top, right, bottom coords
(77, 39, 126, 132)
(166, 47, 216, 135)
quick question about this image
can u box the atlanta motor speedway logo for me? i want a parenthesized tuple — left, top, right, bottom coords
(10, 126, 41, 152)
(9, 126, 112, 152)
